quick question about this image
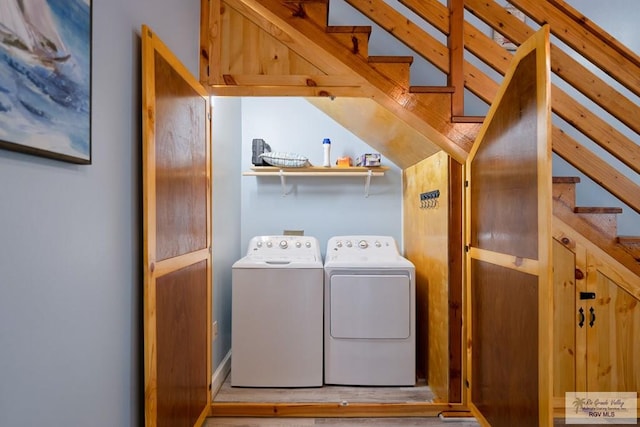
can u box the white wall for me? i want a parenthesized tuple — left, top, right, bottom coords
(0, 1, 202, 426)
(239, 97, 403, 258)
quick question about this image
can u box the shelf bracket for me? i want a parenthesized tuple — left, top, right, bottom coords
(279, 169, 288, 197)
(364, 169, 373, 197)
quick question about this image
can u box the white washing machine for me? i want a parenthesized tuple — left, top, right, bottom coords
(324, 235, 415, 386)
(231, 235, 323, 387)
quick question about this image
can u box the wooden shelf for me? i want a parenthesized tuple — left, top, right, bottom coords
(243, 166, 388, 176)
(243, 166, 389, 196)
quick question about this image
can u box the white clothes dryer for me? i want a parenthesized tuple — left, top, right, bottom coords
(231, 235, 323, 387)
(324, 235, 415, 386)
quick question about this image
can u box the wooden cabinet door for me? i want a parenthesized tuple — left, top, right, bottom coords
(466, 26, 553, 427)
(586, 254, 640, 392)
(553, 238, 580, 396)
(142, 25, 212, 427)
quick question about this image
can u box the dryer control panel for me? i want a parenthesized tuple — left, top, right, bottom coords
(325, 235, 401, 263)
(245, 235, 321, 262)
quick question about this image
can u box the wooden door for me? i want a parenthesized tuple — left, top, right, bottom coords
(465, 26, 553, 426)
(142, 25, 212, 427)
(586, 253, 640, 392)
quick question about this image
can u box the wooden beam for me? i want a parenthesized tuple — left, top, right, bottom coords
(507, 0, 640, 98)
(398, 0, 449, 35)
(200, 0, 224, 85)
(552, 127, 640, 215)
(464, 0, 640, 175)
(448, 0, 465, 117)
(546, 0, 640, 69)
(210, 402, 467, 417)
(344, 0, 451, 74)
(222, 0, 475, 162)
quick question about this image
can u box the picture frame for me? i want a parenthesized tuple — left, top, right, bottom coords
(0, 0, 92, 164)
(492, 3, 526, 52)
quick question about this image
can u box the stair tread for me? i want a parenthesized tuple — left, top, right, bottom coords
(617, 236, 640, 243)
(553, 176, 581, 184)
(452, 116, 485, 123)
(326, 25, 371, 34)
(368, 55, 413, 64)
(574, 206, 624, 214)
(410, 85, 455, 93)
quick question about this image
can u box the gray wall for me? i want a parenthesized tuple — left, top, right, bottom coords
(239, 97, 403, 258)
(553, 0, 640, 235)
(211, 97, 242, 372)
(0, 1, 202, 426)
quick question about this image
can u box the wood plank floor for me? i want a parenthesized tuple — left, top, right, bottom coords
(207, 375, 480, 426)
(204, 416, 480, 426)
(213, 377, 435, 403)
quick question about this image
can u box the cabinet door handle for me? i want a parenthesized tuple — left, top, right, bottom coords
(578, 307, 585, 328)
(589, 307, 596, 327)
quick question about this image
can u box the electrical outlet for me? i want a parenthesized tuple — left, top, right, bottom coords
(212, 321, 218, 340)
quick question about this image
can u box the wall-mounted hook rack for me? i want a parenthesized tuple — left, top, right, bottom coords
(420, 189, 440, 209)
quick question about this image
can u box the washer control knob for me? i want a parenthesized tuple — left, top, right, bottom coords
(266, 241, 272, 248)
(346, 241, 353, 248)
(296, 241, 302, 248)
(256, 241, 262, 248)
(279, 240, 288, 249)
(305, 241, 311, 248)
(358, 240, 368, 249)
(336, 241, 343, 248)
(375, 241, 381, 248)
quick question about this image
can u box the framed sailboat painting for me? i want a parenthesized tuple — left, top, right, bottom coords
(0, 0, 92, 164)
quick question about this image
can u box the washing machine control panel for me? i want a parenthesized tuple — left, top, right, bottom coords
(326, 235, 400, 262)
(245, 235, 320, 262)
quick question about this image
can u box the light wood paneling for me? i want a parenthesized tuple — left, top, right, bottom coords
(553, 238, 577, 397)
(403, 152, 464, 403)
(587, 254, 640, 392)
(403, 151, 451, 401)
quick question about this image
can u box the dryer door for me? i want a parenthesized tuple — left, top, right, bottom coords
(330, 274, 411, 339)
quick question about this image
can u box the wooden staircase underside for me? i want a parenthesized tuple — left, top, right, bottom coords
(201, 0, 640, 216)
(200, 0, 480, 168)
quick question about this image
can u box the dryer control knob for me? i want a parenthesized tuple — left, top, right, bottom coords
(266, 241, 272, 248)
(375, 241, 381, 247)
(346, 241, 353, 248)
(358, 240, 368, 249)
(296, 241, 302, 248)
(279, 240, 288, 249)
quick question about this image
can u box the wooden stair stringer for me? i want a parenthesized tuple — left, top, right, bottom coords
(617, 236, 640, 262)
(212, 0, 479, 165)
(553, 216, 640, 301)
(305, 96, 443, 168)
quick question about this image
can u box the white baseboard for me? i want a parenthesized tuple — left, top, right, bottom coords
(211, 350, 231, 398)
